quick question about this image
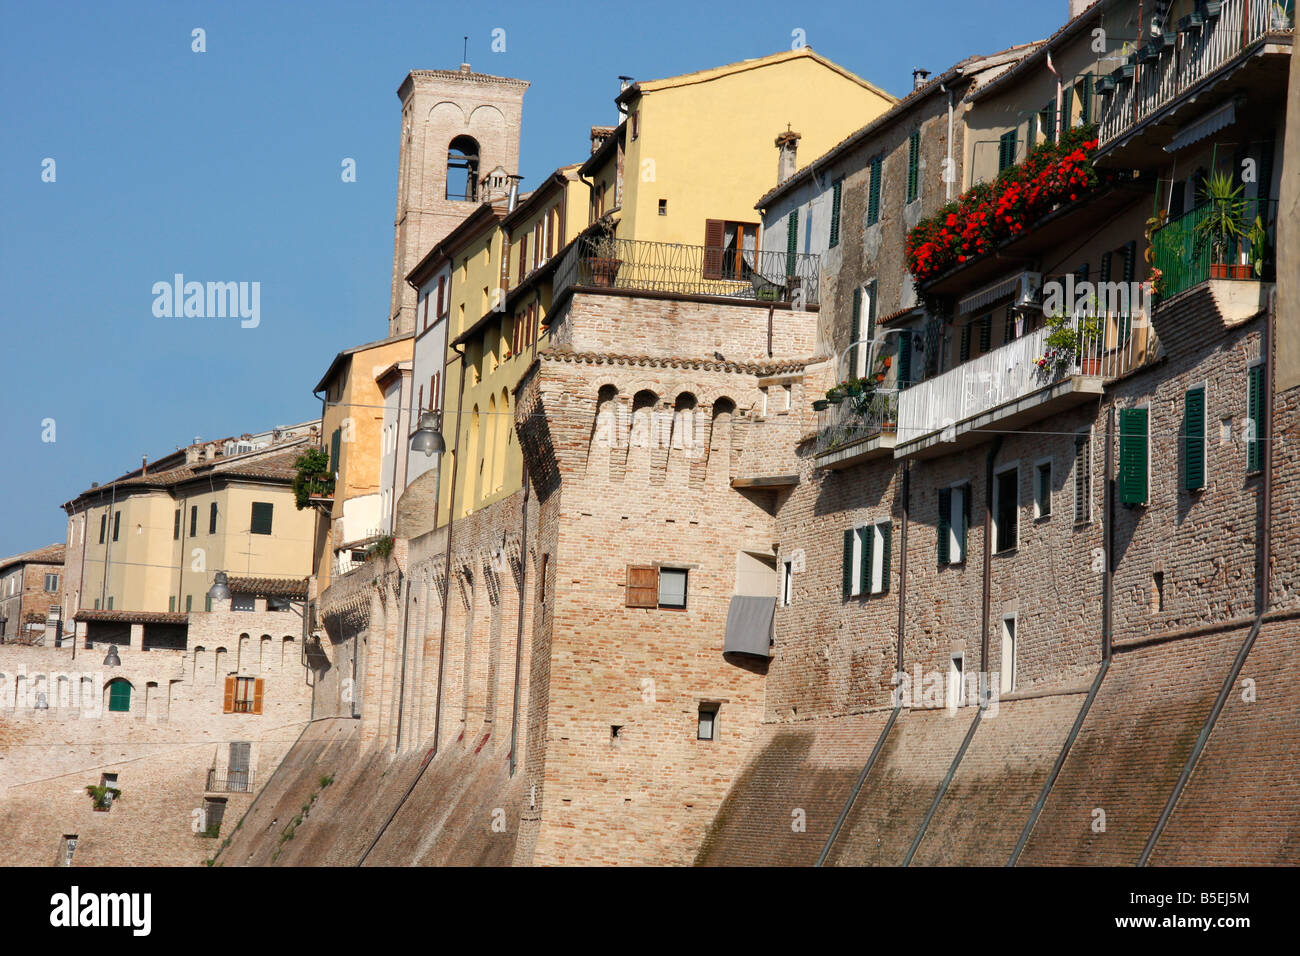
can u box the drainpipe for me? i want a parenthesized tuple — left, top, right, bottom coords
(897, 462, 910, 672)
(393, 571, 411, 753)
(1102, 403, 1115, 659)
(980, 436, 1004, 672)
(508, 459, 529, 775)
(432, 341, 468, 756)
(1138, 286, 1278, 864)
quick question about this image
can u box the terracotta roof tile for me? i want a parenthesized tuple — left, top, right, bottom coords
(227, 576, 309, 599)
(74, 609, 188, 625)
(0, 543, 65, 573)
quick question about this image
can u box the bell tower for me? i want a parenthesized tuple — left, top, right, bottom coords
(389, 63, 529, 336)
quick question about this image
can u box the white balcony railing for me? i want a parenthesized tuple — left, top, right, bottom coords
(898, 313, 1155, 443)
(1099, 0, 1292, 147)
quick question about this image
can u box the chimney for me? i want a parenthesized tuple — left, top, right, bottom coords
(459, 62, 471, 74)
(912, 68, 931, 91)
(507, 174, 523, 211)
(141, 455, 147, 476)
(775, 128, 801, 186)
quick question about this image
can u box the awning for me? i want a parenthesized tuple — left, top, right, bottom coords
(958, 272, 1026, 315)
(723, 595, 775, 659)
(1164, 99, 1239, 153)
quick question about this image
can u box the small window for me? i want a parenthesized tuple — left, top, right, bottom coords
(205, 595, 212, 612)
(112, 511, 120, 542)
(44, 573, 59, 593)
(231, 593, 256, 612)
(994, 467, 1019, 553)
(658, 568, 688, 609)
(905, 130, 921, 204)
(201, 797, 227, 838)
(697, 703, 719, 741)
(866, 155, 882, 225)
(937, 484, 969, 566)
(1000, 617, 1017, 694)
(1074, 430, 1093, 523)
(781, 559, 793, 607)
(998, 130, 1018, 172)
(190, 505, 198, 537)
(209, 502, 218, 534)
(99, 514, 106, 544)
(658, 198, 667, 216)
(250, 502, 274, 535)
(1152, 571, 1165, 612)
(173, 509, 180, 540)
(61, 834, 78, 866)
(169, 596, 176, 612)
(233, 676, 256, 713)
(828, 178, 843, 248)
(1034, 460, 1052, 519)
(185, 595, 193, 612)
(948, 654, 965, 709)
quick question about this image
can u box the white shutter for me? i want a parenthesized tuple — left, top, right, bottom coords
(871, 525, 885, 594)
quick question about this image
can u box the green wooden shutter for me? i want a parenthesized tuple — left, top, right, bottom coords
(1247, 364, 1264, 472)
(1119, 407, 1149, 505)
(108, 681, 131, 712)
(829, 180, 843, 248)
(937, 489, 952, 566)
(867, 157, 882, 225)
(849, 287, 862, 379)
(879, 522, 892, 593)
(1079, 74, 1093, 124)
(1062, 88, 1073, 130)
(865, 279, 877, 342)
(1044, 101, 1057, 144)
(786, 209, 798, 277)
(906, 131, 921, 203)
(1003, 305, 1015, 345)
(897, 330, 912, 389)
(959, 484, 970, 560)
(842, 529, 854, 599)
(998, 131, 1017, 172)
(250, 502, 274, 535)
(330, 428, 342, 474)
(960, 323, 972, 362)
(1121, 240, 1137, 283)
(1099, 250, 1112, 284)
(979, 313, 992, 353)
(1183, 387, 1206, 490)
(858, 527, 873, 596)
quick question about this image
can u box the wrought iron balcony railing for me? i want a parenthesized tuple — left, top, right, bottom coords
(816, 391, 898, 456)
(1098, 0, 1293, 148)
(206, 768, 253, 793)
(553, 235, 820, 307)
(1151, 198, 1277, 299)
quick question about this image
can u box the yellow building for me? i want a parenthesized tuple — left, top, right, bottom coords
(312, 333, 415, 588)
(61, 427, 320, 621)
(424, 49, 895, 525)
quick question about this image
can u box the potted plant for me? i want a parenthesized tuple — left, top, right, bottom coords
(1037, 311, 1101, 377)
(1246, 215, 1271, 278)
(825, 385, 845, 405)
(812, 399, 830, 412)
(86, 784, 122, 811)
(1179, 11, 1205, 32)
(584, 217, 622, 288)
(1195, 170, 1245, 279)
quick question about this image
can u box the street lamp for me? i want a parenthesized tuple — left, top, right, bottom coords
(409, 410, 446, 457)
(103, 644, 121, 667)
(207, 570, 232, 603)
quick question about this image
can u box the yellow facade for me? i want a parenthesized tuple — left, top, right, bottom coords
(315, 333, 414, 588)
(74, 478, 314, 615)
(432, 50, 895, 526)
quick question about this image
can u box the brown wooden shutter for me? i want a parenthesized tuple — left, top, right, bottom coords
(252, 678, 265, 715)
(518, 236, 527, 281)
(222, 676, 235, 714)
(702, 219, 725, 279)
(626, 565, 658, 608)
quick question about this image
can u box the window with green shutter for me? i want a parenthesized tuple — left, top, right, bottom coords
(107, 680, 131, 713)
(998, 131, 1017, 173)
(1119, 407, 1150, 505)
(330, 428, 342, 474)
(857, 526, 873, 596)
(877, 521, 892, 594)
(1247, 364, 1264, 472)
(867, 156, 882, 225)
(906, 131, 921, 204)
(786, 209, 798, 277)
(829, 179, 843, 248)
(1079, 74, 1093, 124)
(842, 528, 854, 600)
(979, 313, 992, 353)
(937, 488, 952, 565)
(897, 330, 912, 389)
(250, 501, 274, 535)
(1183, 387, 1206, 491)
(959, 323, 972, 363)
(1062, 87, 1073, 130)
(1003, 305, 1016, 345)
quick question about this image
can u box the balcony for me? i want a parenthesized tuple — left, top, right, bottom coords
(206, 768, 253, 793)
(815, 391, 898, 469)
(1151, 197, 1277, 299)
(896, 313, 1156, 458)
(552, 235, 820, 308)
(1097, 0, 1293, 164)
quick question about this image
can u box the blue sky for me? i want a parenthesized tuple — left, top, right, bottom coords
(0, 0, 1064, 558)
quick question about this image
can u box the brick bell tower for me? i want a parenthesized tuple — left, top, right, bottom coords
(388, 63, 529, 336)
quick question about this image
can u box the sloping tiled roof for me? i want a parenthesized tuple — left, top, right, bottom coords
(227, 576, 309, 600)
(0, 543, 66, 574)
(74, 609, 188, 624)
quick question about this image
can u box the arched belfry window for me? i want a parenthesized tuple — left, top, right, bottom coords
(447, 136, 480, 201)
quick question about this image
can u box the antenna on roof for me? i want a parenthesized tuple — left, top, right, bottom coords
(463, 35, 468, 63)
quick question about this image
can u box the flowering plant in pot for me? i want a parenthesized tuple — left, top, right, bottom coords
(1195, 170, 1245, 279)
(1036, 311, 1101, 377)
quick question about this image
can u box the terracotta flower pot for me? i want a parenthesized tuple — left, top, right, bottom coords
(1231, 264, 1253, 279)
(1210, 262, 1231, 279)
(588, 257, 623, 288)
